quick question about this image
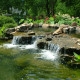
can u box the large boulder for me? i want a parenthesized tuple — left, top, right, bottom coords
(53, 24, 69, 35)
(15, 23, 33, 32)
(15, 24, 28, 32)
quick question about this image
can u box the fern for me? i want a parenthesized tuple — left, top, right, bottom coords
(73, 52, 80, 62)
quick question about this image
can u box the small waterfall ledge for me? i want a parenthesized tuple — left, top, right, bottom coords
(2, 35, 80, 67)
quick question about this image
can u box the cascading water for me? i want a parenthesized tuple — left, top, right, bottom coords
(12, 36, 21, 45)
(37, 42, 60, 61)
(3, 35, 60, 61)
(3, 36, 37, 49)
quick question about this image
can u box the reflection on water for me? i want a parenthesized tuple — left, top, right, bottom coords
(0, 47, 80, 80)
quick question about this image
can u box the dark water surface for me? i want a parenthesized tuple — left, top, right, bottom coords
(0, 46, 80, 80)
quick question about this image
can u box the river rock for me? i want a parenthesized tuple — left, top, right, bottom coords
(5, 28, 15, 34)
(42, 23, 50, 29)
(68, 26, 76, 34)
(76, 39, 80, 46)
(28, 31, 35, 35)
(76, 27, 80, 34)
(63, 27, 69, 34)
(53, 27, 63, 35)
(15, 24, 27, 32)
(46, 37, 52, 41)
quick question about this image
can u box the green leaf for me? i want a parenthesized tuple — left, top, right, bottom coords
(73, 52, 80, 62)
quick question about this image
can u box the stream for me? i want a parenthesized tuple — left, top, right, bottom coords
(0, 36, 80, 80)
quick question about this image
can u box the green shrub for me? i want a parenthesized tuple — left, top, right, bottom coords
(0, 15, 17, 36)
(73, 52, 80, 62)
(0, 15, 16, 27)
(19, 19, 24, 24)
(3, 23, 17, 28)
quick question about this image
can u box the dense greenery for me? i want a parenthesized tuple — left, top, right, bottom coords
(0, 15, 17, 36)
(0, 0, 80, 36)
(0, 0, 80, 17)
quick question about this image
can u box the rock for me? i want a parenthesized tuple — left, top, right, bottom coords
(76, 39, 80, 46)
(46, 37, 52, 41)
(38, 35, 45, 39)
(33, 23, 39, 28)
(4, 32, 13, 39)
(53, 27, 63, 35)
(5, 28, 15, 34)
(68, 26, 76, 34)
(37, 42, 46, 49)
(28, 31, 35, 35)
(15, 23, 33, 32)
(71, 22, 77, 26)
(53, 24, 69, 35)
(42, 23, 50, 29)
(15, 36, 33, 44)
(15, 25, 27, 32)
(26, 22, 34, 30)
(76, 27, 80, 34)
(49, 24, 54, 28)
(63, 27, 69, 34)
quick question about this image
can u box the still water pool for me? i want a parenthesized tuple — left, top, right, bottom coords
(0, 41, 80, 80)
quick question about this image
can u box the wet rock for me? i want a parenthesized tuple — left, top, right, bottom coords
(63, 27, 69, 34)
(4, 32, 13, 39)
(68, 26, 76, 34)
(46, 37, 52, 41)
(37, 35, 45, 39)
(14, 36, 33, 44)
(5, 28, 15, 34)
(28, 31, 35, 35)
(42, 23, 50, 29)
(37, 42, 46, 49)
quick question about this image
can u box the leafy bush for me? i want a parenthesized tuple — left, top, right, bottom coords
(0, 15, 16, 27)
(47, 17, 54, 24)
(19, 19, 25, 24)
(0, 15, 17, 36)
(73, 52, 80, 62)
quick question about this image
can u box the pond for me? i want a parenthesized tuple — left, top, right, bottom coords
(0, 36, 80, 80)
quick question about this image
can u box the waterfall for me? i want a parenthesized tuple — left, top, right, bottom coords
(3, 36, 37, 49)
(12, 36, 21, 45)
(3, 35, 60, 61)
(36, 42, 60, 61)
(12, 36, 36, 45)
(47, 42, 60, 53)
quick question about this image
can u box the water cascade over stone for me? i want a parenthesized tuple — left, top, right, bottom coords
(36, 42, 60, 61)
(3, 35, 60, 61)
(12, 36, 36, 45)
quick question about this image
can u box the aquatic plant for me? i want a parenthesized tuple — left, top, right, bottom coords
(73, 52, 80, 62)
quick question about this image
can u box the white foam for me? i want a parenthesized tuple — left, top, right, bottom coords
(3, 40, 37, 50)
(36, 49, 59, 61)
(3, 44, 18, 48)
